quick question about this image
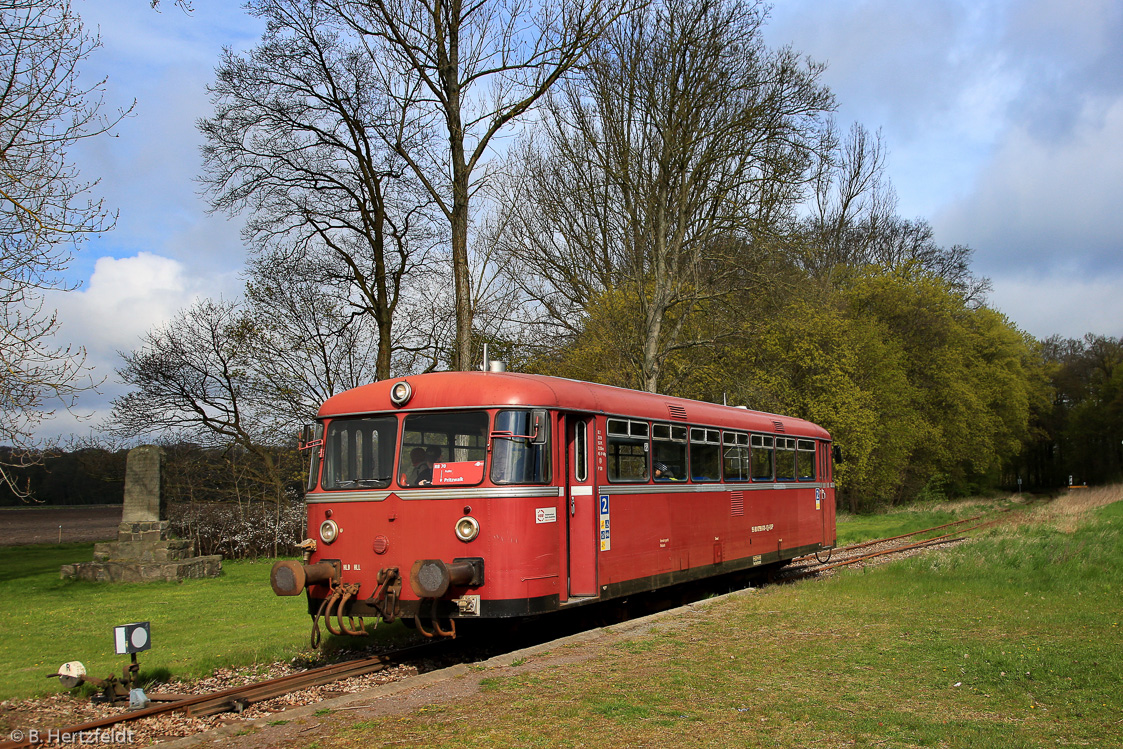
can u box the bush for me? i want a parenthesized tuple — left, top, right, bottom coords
(168, 499, 306, 560)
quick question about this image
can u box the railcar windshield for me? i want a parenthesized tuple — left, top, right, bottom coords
(322, 416, 398, 490)
(399, 411, 489, 487)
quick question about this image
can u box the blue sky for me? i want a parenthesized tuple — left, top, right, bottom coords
(37, 0, 1123, 438)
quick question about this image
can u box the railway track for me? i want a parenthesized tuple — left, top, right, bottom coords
(782, 512, 1006, 580)
(1, 514, 1004, 748)
(0, 642, 451, 749)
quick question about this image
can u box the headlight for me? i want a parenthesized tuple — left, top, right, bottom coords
(455, 516, 480, 542)
(390, 380, 412, 406)
(319, 519, 339, 544)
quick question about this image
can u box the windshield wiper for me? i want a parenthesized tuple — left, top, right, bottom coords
(334, 479, 386, 489)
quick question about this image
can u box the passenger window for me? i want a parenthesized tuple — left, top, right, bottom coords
(797, 440, 816, 480)
(323, 416, 398, 490)
(607, 418, 649, 482)
(722, 431, 750, 482)
(775, 437, 796, 481)
(305, 422, 324, 491)
(751, 434, 773, 481)
(689, 427, 721, 482)
(652, 423, 687, 481)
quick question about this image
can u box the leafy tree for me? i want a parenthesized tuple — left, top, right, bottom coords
(843, 267, 1033, 500)
(0, 0, 130, 494)
(641, 274, 923, 512)
(660, 266, 1033, 509)
(1023, 335, 1123, 488)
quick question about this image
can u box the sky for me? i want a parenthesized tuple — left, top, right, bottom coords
(33, 0, 1123, 440)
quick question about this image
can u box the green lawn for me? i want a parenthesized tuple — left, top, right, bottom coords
(4, 491, 1120, 748)
(316, 491, 1122, 749)
(0, 545, 406, 701)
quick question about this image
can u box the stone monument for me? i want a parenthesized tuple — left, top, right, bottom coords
(60, 446, 222, 582)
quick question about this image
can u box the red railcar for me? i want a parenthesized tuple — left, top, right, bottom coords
(270, 371, 837, 640)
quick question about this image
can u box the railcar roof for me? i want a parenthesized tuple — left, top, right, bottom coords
(318, 371, 830, 439)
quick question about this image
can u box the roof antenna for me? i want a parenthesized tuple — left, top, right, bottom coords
(723, 392, 728, 406)
(482, 343, 489, 372)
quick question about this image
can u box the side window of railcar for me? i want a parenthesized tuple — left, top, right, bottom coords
(491, 410, 551, 484)
(775, 437, 797, 481)
(797, 440, 816, 480)
(398, 411, 488, 488)
(607, 418, 649, 482)
(305, 422, 325, 491)
(322, 416, 398, 490)
(689, 428, 721, 482)
(751, 434, 773, 481)
(722, 431, 751, 482)
(651, 423, 687, 481)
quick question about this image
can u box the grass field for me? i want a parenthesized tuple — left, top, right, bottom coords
(3, 490, 1120, 748)
(307, 487, 1121, 749)
(0, 547, 409, 701)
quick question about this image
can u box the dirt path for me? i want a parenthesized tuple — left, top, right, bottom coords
(0, 505, 121, 546)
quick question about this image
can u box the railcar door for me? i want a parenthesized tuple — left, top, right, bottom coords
(565, 414, 598, 597)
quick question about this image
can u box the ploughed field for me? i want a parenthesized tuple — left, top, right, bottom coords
(0, 505, 120, 546)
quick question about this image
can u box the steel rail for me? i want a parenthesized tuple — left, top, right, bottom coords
(833, 514, 985, 552)
(784, 517, 1006, 581)
(792, 514, 986, 564)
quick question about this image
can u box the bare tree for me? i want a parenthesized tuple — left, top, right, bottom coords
(799, 121, 893, 280)
(491, 0, 833, 392)
(325, 0, 634, 370)
(112, 300, 277, 450)
(0, 0, 130, 493)
(798, 122, 990, 302)
(199, 0, 440, 380)
(242, 251, 383, 422)
(149, 0, 193, 10)
(111, 299, 300, 555)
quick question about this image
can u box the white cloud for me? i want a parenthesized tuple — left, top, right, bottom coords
(51, 252, 205, 358)
(988, 272, 1123, 340)
(35, 252, 228, 442)
(936, 96, 1123, 274)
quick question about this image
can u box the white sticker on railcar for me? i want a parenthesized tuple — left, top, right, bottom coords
(816, 488, 822, 510)
(535, 507, 557, 524)
(751, 523, 774, 533)
(599, 494, 611, 551)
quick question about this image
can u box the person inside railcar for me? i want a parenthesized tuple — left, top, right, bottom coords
(653, 462, 681, 481)
(406, 447, 432, 486)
